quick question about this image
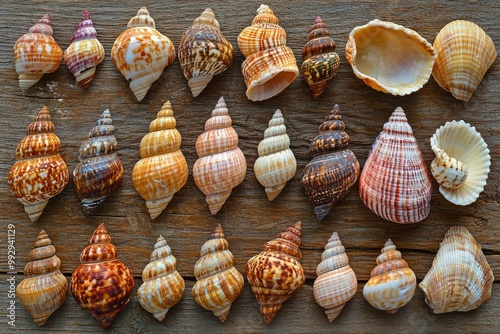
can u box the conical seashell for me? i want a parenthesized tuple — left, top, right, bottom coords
(301, 105, 360, 220)
(246, 222, 306, 324)
(432, 20, 497, 101)
(132, 101, 188, 219)
(313, 232, 357, 323)
(7, 106, 69, 222)
(64, 10, 105, 89)
(359, 107, 432, 224)
(193, 97, 247, 214)
(137, 236, 185, 321)
(111, 7, 175, 101)
(192, 225, 244, 322)
(71, 224, 134, 329)
(14, 14, 62, 89)
(430, 120, 490, 206)
(345, 19, 436, 95)
(237, 4, 299, 101)
(363, 239, 416, 314)
(17, 230, 68, 326)
(178, 8, 234, 97)
(254, 109, 296, 201)
(301, 16, 340, 99)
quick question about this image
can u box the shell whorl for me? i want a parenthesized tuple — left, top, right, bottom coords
(263, 221, 302, 259)
(372, 239, 407, 276)
(127, 7, 155, 28)
(70, 11, 97, 43)
(303, 16, 337, 60)
(79, 223, 117, 263)
(78, 109, 117, 160)
(28, 14, 54, 36)
(140, 101, 180, 158)
(16, 106, 59, 159)
(258, 109, 289, 155)
(316, 232, 349, 276)
(309, 105, 349, 157)
(252, 4, 279, 25)
(24, 230, 60, 277)
(193, 8, 220, 29)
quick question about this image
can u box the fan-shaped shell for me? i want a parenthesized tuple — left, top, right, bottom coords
(359, 107, 432, 224)
(345, 19, 436, 95)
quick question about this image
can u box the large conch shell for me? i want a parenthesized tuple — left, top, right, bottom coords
(363, 239, 416, 313)
(71, 224, 134, 328)
(430, 120, 490, 206)
(301, 16, 340, 99)
(64, 10, 105, 89)
(132, 101, 188, 219)
(237, 4, 299, 101)
(432, 20, 497, 101)
(17, 230, 68, 326)
(137, 236, 185, 321)
(7, 106, 69, 222)
(14, 14, 62, 89)
(193, 97, 247, 214)
(192, 225, 244, 322)
(345, 19, 436, 95)
(313, 232, 357, 323)
(73, 109, 123, 214)
(246, 222, 305, 324)
(359, 107, 432, 224)
(254, 109, 296, 201)
(111, 7, 175, 101)
(178, 8, 234, 97)
(419, 226, 494, 313)
(301, 105, 360, 220)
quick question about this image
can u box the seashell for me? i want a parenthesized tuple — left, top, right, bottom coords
(193, 97, 247, 214)
(111, 7, 175, 101)
(71, 224, 134, 328)
(301, 105, 360, 220)
(178, 8, 234, 97)
(7, 106, 69, 222)
(363, 239, 416, 314)
(137, 235, 185, 321)
(359, 107, 432, 224)
(14, 14, 62, 89)
(313, 232, 357, 323)
(132, 101, 188, 219)
(237, 4, 299, 101)
(301, 16, 340, 99)
(430, 120, 490, 206)
(17, 230, 68, 326)
(419, 226, 494, 313)
(63, 10, 105, 89)
(192, 225, 244, 322)
(432, 20, 497, 101)
(246, 221, 305, 324)
(345, 19, 436, 96)
(254, 109, 296, 201)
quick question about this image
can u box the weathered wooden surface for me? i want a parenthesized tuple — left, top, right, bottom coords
(0, 0, 498, 333)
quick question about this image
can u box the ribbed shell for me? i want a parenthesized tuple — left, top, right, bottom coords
(17, 230, 68, 326)
(301, 105, 360, 220)
(132, 101, 188, 219)
(246, 222, 306, 324)
(359, 107, 432, 224)
(7, 106, 69, 222)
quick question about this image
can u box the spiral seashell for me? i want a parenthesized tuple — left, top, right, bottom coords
(17, 230, 68, 326)
(246, 222, 305, 324)
(432, 20, 497, 101)
(7, 106, 69, 222)
(137, 236, 185, 321)
(254, 109, 296, 201)
(178, 8, 234, 97)
(301, 16, 340, 99)
(132, 101, 188, 219)
(193, 97, 247, 214)
(237, 4, 299, 101)
(363, 239, 416, 314)
(192, 225, 244, 322)
(14, 14, 62, 89)
(359, 107, 432, 224)
(301, 105, 360, 220)
(419, 226, 494, 313)
(111, 7, 175, 101)
(71, 224, 134, 329)
(63, 10, 105, 89)
(313, 232, 357, 323)
(73, 109, 123, 214)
